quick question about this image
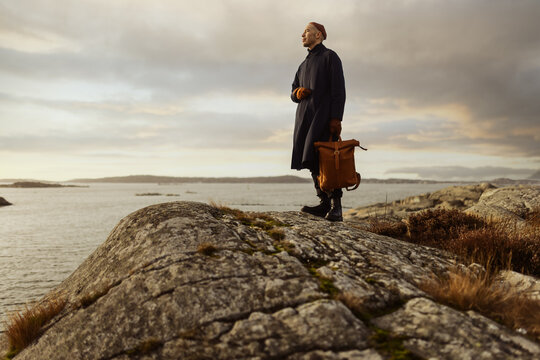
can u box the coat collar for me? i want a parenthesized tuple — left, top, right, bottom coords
(307, 43, 326, 57)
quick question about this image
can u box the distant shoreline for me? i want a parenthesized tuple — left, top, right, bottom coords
(67, 175, 539, 185)
(1, 175, 537, 186)
(66, 175, 312, 184)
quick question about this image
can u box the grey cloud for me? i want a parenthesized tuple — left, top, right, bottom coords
(0, 94, 291, 153)
(1, 0, 539, 159)
(0, 89, 293, 152)
(340, 1, 540, 156)
(386, 166, 537, 180)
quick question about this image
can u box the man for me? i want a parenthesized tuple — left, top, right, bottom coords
(290, 22, 346, 221)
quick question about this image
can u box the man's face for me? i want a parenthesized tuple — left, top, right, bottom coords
(302, 24, 320, 49)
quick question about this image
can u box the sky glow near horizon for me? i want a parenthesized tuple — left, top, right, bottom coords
(1, 0, 539, 181)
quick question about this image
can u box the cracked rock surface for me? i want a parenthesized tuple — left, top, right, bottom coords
(9, 201, 540, 359)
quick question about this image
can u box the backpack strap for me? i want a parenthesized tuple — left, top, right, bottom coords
(346, 172, 361, 191)
(334, 141, 340, 170)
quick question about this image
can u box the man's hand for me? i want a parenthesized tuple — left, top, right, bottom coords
(295, 87, 312, 100)
(329, 118, 342, 137)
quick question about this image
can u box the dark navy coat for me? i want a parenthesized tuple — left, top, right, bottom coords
(291, 43, 346, 172)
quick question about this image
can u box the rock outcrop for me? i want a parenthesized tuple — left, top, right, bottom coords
(4, 201, 539, 359)
(465, 185, 540, 222)
(345, 184, 540, 223)
(498, 271, 540, 301)
(0, 197, 11, 206)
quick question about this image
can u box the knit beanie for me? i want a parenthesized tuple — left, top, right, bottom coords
(309, 22, 327, 40)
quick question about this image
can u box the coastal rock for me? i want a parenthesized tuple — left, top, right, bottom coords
(497, 271, 540, 301)
(427, 182, 495, 208)
(5, 201, 539, 359)
(345, 183, 540, 222)
(372, 297, 540, 360)
(0, 197, 12, 206)
(465, 185, 540, 222)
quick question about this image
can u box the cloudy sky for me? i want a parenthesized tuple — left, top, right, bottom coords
(1, 0, 539, 181)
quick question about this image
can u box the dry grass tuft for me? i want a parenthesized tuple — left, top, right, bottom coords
(4, 297, 67, 356)
(209, 201, 245, 219)
(197, 242, 218, 256)
(420, 267, 540, 341)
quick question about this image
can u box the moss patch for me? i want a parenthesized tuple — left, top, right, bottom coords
(239, 248, 256, 255)
(306, 266, 340, 297)
(273, 240, 295, 255)
(318, 276, 340, 297)
(267, 228, 285, 241)
(76, 285, 113, 309)
(369, 327, 422, 360)
(210, 204, 289, 230)
(336, 293, 418, 358)
(4, 348, 18, 360)
(212, 204, 295, 257)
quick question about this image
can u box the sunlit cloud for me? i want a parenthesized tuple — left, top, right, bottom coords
(0, 0, 538, 180)
(386, 166, 538, 181)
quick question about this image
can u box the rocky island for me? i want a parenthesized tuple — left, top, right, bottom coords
(0, 197, 12, 206)
(2, 184, 539, 359)
(0, 182, 86, 188)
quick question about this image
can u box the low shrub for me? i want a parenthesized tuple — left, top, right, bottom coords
(525, 208, 540, 227)
(368, 218, 407, 238)
(368, 208, 540, 276)
(449, 223, 540, 275)
(406, 209, 485, 246)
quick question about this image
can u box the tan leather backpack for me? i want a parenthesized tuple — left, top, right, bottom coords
(314, 138, 367, 192)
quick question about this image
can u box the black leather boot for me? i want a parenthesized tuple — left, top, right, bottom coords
(301, 193, 331, 217)
(325, 196, 343, 222)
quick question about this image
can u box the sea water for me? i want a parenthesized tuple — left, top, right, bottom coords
(0, 182, 457, 322)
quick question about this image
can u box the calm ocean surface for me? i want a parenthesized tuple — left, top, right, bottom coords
(0, 182, 458, 322)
